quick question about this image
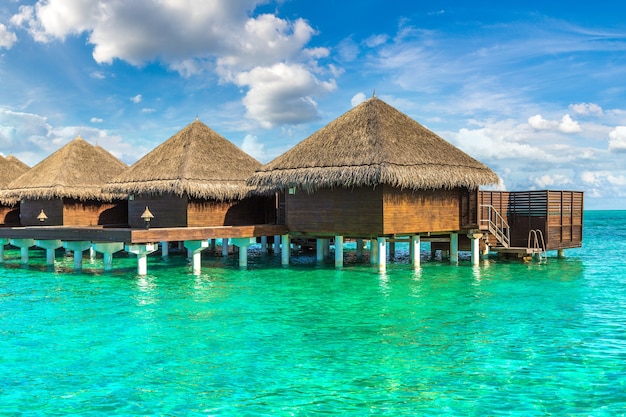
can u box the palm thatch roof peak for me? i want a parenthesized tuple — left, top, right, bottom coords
(248, 96, 499, 192)
(105, 119, 262, 201)
(0, 136, 127, 204)
(5, 154, 30, 172)
(0, 155, 29, 189)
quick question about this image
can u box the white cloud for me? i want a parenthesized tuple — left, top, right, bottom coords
(141, 108, 156, 113)
(11, 0, 335, 129)
(130, 94, 142, 103)
(581, 171, 626, 196)
(0, 23, 17, 49)
(559, 114, 581, 133)
(528, 114, 581, 133)
(90, 117, 103, 123)
(569, 102, 603, 117)
(234, 63, 336, 128)
(532, 174, 572, 189)
(351, 93, 367, 107)
(528, 114, 556, 130)
(608, 126, 626, 153)
(364, 34, 389, 48)
(241, 134, 267, 161)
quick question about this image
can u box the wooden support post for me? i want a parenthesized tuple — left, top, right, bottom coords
(210, 239, 216, 252)
(36, 240, 62, 266)
(63, 241, 92, 271)
(10, 239, 35, 265)
(281, 234, 290, 265)
(231, 238, 256, 268)
(558, 249, 565, 258)
(93, 242, 124, 272)
(160, 241, 169, 257)
(450, 233, 459, 265)
(125, 243, 158, 275)
(411, 235, 421, 268)
(370, 238, 378, 264)
(356, 239, 364, 261)
(261, 236, 268, 254)
(274, 235, 281, 254)
(0, 238, 7, 263)
(323, 239, 330, 258)
(184, 240, 209, 275)
(470, 233, 482, 266)
(335, 235, 344, 268)
(221, 238, 229, 256)
(377, 237, 387, 273)
(316, 239, 324, 262)
(389, 241, 395, 260)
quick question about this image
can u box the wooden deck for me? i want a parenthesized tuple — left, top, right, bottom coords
(0, 224, 288, 243)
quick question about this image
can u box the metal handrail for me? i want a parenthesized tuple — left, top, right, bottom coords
(480, 205, 510, 248)
(527, 229, 547, 262)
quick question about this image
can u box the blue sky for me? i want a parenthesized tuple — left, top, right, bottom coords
(1, 1, 626, 209)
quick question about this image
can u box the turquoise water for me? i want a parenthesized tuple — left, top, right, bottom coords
(1, 211, 625, 416)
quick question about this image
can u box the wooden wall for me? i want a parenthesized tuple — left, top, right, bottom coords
(285, 186, 469, 237)
(286, 186, 384, 236)
(63, 199, 128, 227)
(20, 199, 64, 226)
(128, 193, 188, 228)
(382, 186, 463, 235)
(479, 190, 583, 250)
(129, 193, 274, 228)
(188, 196, 272, 227)
(0, 206, 20, 226)
(20, 198, 127, 227)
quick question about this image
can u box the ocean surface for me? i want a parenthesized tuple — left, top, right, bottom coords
(1, 210, 625, 416)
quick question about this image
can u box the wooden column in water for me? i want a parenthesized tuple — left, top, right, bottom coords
(450, 232, 459, 265)
(377, 237, 387, 272)
(411, 235, 421, 268)
(63, 241, 92, 271)
(316, 239, 324, 262)
(36, 239, 62, 266)
(126, 243, 158, 275)
(10, 238, 35, 264)
(93, 242, 124, 271)
(281, 234, 290, 265)
(335, 235, 344, 268)
(184, 240, 208, 275)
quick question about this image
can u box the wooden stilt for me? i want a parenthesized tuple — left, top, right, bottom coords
(411, 235, 421, 268)
(356, 239, 364, 261)
(335, 235, 344, 268)
(93, 242, 124, 272)
(36, 240, 62, 266)
(450, 233, 459, 265)
(370, 238, 378, 264)
(316, 239, 324, 262)
(377, 237, 387, 272)
(184, 240, 209, 275)
(231, 238, 256, 268)
(63, 241, 92, 271)
(281, 234, 290, 265)
(125, 243, 158, 275)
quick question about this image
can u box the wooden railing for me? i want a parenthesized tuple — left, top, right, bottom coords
(480, 205, 510, 248)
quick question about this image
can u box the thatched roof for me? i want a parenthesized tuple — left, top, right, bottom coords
(105, 119, 262, 201)
(248, 97, 500, 193)
(0, 136, 127, 204)
(0, 155, 29, 188)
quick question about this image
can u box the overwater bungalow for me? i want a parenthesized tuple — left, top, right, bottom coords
(0, 136, 128, 227)
(0, 155, 30, 226)
(105, 119, 272, 229)
(248, 96, 583, 269)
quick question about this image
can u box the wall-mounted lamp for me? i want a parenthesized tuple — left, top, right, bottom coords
(37, 209, 48, 223)
(140, 206, 154, 229)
